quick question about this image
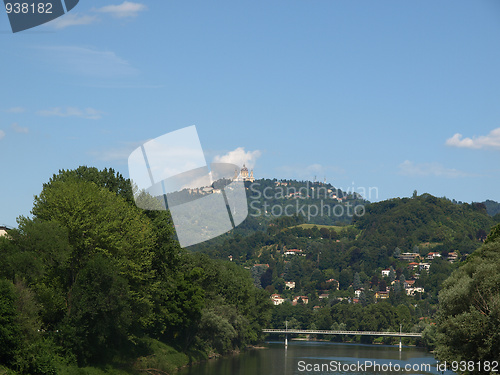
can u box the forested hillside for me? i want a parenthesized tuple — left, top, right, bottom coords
(196, 186, 494, 348)
(353, 193, 493, 255)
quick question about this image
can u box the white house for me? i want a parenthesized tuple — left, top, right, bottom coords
(381, 269, 391, 277)
(270, 294, 285, 305)
(284, 249, 305, 256)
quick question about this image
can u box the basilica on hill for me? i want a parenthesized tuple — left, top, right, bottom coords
(234, 164, 255, 182)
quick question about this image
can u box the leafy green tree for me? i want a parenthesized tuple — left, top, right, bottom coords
(339, 269, 352, 290)
(435, 238, 500, 370)
(32, 179, 156, 327)
(62, 255, 132, 365)
(0, 279, 21, 366)
(45, 166, 133, 203)
(196, 308, 237, 354)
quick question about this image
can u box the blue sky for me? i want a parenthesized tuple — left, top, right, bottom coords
(1, 0, 500, 227)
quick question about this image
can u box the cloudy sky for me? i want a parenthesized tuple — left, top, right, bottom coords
(1, 0, 500, 226)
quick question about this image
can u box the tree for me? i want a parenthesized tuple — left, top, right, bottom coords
(0, 279, 21, 366)
(339, 269, 352, 290)
(45, 166, 134, 203)
(31, 179, 157, 335)
(393, 247, 401, 258)
(389, 266, 396, 282)
(435, 238, 500, 371)
(353, 272, 362, 290)
(62, 256, 132, 365)
(319, 227, 330, 239)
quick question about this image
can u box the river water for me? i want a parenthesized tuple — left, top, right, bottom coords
(177, 341, 454, 375)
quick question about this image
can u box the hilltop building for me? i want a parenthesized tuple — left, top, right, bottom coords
(0, 225, 11, 238)
(234, 164, 255, 182)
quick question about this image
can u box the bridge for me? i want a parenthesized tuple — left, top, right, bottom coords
(262, 328, 421, 350)
(262, 329, 422, 337)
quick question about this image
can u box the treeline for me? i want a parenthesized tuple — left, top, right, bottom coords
(0, 167, 271, 374)
(353, 193, 494, 254)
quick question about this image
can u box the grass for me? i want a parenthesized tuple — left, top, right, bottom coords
(294, 224, 349, 232)
(132, 338, 207, 374)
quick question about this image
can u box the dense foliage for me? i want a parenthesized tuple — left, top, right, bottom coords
(0, 167, 271, 374)
(435, 223, 500, 374)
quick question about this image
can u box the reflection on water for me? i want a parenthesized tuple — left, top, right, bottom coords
(177, 341, 454, 375)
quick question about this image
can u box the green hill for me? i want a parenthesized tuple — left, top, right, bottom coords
(353, 194, 493, 255)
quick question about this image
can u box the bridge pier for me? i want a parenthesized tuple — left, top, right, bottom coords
(399, 324, 402, 351)
(285, 320, 288, 348)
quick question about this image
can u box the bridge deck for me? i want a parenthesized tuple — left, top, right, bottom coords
(262, 329, 421, 337)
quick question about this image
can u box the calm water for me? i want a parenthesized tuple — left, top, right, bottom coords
(178, 341, 454, 375)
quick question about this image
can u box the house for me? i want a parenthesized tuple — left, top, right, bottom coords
(284, 249, 305, 256)
(0, 225, 11, 238)
(285, 281, 296, 289)
(319, 293, 330, 299)
(447, 252, 458, 262)
(292, 296, 309, 305)
(270, 294, 285, 305)
(407, 262, 419, 270)
(253, 263, 270, 268)
(426, 252, 442, 260)
(375, 291, 389, 300)
(406, 287, 425, 296)
(419, 263, 431, 271)
(403, 280, 416, 289)
(381, 269, 391, 277)
(399, 253, 420, 261)
(354, 289, 363, 297)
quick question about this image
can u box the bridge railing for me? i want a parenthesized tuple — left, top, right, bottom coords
(262, 329, 422, 337)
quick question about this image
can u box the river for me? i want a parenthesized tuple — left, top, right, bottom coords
(177, 341, 454, 375)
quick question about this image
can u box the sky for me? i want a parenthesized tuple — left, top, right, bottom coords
(1, 0, 500, 227)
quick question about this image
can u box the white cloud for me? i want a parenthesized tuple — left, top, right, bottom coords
(37, 107, 104, 120)
(399, 160, 471, 178)
(49, 13, 98, 29)
(0, 130, 5, 140)
(95, 1, 147, 18)
(445, 128, 500, 150)
(4, 107, 26, 113)
(213, 147, 261, 169)
(11, 123, 28, 134)
(35, 46, 138, 77)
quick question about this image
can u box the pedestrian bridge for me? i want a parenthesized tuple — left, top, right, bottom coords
(262, 329, 422, 337)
